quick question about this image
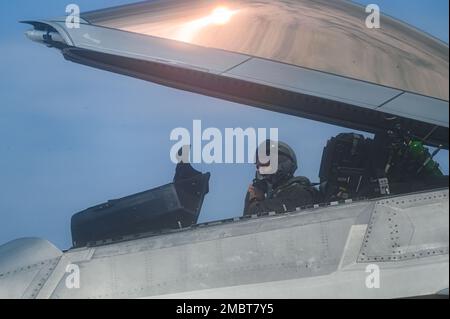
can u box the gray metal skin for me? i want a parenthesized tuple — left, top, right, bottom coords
(22, 0, 449, 147)
(0, 188, 448, 299)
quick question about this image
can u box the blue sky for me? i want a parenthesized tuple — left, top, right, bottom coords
(0, 1, 448, 249)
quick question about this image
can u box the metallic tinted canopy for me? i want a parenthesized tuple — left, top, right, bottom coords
(84, 0, 449, 101)
(23, 0, 449, 147)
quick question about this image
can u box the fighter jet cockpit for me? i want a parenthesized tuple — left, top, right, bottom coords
(1, 0, 448, 300)
(69, 120, 448, 250)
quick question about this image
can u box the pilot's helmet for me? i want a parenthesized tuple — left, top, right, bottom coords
(255, 140, 298, 185)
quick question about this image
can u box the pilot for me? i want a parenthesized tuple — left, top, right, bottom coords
(243, 140, 320, 216)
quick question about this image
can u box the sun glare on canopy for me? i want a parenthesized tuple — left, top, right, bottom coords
(210, 7, 235, 25)
(175, 6, 239, 43)
(82, 0, 449, 101)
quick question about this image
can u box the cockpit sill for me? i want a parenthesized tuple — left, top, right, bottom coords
(69, 186, 449, 252)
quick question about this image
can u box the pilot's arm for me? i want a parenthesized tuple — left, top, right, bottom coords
(243, 183, 316, 216)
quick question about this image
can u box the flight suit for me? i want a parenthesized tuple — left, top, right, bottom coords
(243, 176, 320, 216)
